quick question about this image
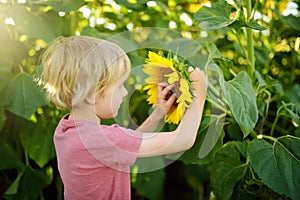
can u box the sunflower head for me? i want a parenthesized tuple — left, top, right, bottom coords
(143, 51, 193, 124)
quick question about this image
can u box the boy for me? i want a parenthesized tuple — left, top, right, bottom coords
(41, 36, 207, 199)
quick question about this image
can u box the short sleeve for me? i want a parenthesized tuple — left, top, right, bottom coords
(76, 123, 142, 171)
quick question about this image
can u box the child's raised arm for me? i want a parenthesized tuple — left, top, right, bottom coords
(136, 83, 177, 133)
(137, 67, 208, 157)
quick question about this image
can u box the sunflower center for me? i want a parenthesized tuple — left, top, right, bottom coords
(159, 68, 182, 98)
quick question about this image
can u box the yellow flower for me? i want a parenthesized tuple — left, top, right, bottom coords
(146, 51, 177, 72)
(143, 51, 193, 124)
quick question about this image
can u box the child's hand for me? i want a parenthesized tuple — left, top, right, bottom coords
(154, 83, 177, 118)
(189, 67, 208, 98)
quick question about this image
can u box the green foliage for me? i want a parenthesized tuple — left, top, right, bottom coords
(0, 0, 299, 199)
(223, 71, 258, 136)
(1, 73, 48, 119)
(210, 141, 248, 200)
(248, 136, 300, 199)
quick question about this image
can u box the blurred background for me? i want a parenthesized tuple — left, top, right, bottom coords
(0, 0, 299, 199)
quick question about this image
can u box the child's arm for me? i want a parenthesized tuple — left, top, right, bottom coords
(137, 67, 208, 157)
(136, 83, 177, 132)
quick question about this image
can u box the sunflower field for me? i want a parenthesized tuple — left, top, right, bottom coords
(0, 0, 299, 199)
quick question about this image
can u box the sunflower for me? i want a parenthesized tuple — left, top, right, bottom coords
(143, 51, 193, 124)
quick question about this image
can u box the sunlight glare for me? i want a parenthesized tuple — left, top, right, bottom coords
(147, 1, 157, 7)
(79, 5, 91, 19)
(5, 18, 15, 25)
(283, 1, 299, 16)
(180, 13, 193, 26)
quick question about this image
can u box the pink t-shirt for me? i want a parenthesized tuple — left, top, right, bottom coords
(54, 114, 142, 200)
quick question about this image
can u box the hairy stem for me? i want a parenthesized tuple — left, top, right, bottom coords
(244, 0, 255, 78)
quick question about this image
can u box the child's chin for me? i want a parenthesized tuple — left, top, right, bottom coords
(112, 111, 119, 118)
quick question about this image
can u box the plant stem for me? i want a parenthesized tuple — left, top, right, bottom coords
(234, 29, 248, 60)
(244, 0, 255, 78)
(25, 151, 30, 166)
(250, 0, 260, 21)
(206, 98, 230, 116)
(270, 115, 279, 136)
(261, 134, 277, 142)
(208, 82, 220, 98)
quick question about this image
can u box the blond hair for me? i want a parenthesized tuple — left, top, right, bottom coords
(41, 36, 131, 109)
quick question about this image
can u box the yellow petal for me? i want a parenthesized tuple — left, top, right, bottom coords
(166, 103, 185, 124)
(164, 72, 179, 84)
(146, 51, 177, 72)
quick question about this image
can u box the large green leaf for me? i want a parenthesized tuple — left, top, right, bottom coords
(175, 115, 225, 165)
(210, 141, 248, 200)
(131, 157, 165, 200)
(45, 0, 85, 12)
(195, 2, 265, 32)
(4, 166, 53, 200)
(194, 1, 232, 31)
(0, 139, 23, 170)
(3, 73, 48, 119)
(0, 68, 14, 103)
(6, 4, 62, 42)
(20, 121, 56, 168)
(248, 136, 300, 199)
(0, 20, 27, 70)
(223, 71, 258, 137)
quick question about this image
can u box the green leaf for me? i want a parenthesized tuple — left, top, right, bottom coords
(132, 169, 165, 200)
(194, 2, 232, 31)
(166, 38, 209, 69)
(107, 32, 139, 53)
(275, 9, 300, 31)
(207, 62, 226, 95)
(254, 70, 267, 91)
(82, 26, 112, 39)
(45, 0, 86, 12)
(0, 68, 14, 103)
(114, 0, 148, 11)
(4, 174, 21, 196)
(285, 84, 300, 109)
(227, 123, 243, 141)
(176, 115, 225, 165)
(166, 38, 201, 58)
(0, 20, 27, 70)
(245, 21, 267, 31)
(4, 166, 53, 200)
(184, 164, 210, 189)
(223, 71, 258, 137)
(0, 139, 23, 170)
(20, 121, 56, 168)
(6, 4, 62, 42)
(131, 157, 165, 200)
(3, 73, 48, 120)
(0, 107, 4, 130)
(248, 136, 300, 200)
(278, 102, 300, 126)
(210, 141, 248, 200)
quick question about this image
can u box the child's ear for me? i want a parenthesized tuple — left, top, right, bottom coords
(85, 95, 96, 105)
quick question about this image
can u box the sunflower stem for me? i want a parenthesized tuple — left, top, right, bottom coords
(244, 0, 255, 78)
(208, 82, 220, 98)
(206, 98, 230, 116)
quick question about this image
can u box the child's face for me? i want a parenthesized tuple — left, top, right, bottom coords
(94, 73, 129, 119)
